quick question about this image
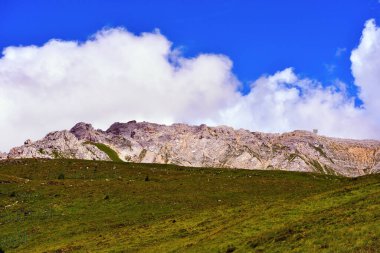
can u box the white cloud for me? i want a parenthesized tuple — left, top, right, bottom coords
(351, 19, 380, 121)
(216, 68, 377, 139)
(0, 28, 239, 151)
(0, 20, 380, 151)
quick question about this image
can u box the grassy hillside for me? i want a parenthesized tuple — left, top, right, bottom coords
(84, 142, 123, 162)
(0, 159, 379, 252)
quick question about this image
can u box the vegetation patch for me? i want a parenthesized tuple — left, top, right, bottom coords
(288, 153, 300, 162)
(84, 142, 123, 162)
(38, 148, 45, 155)
(310, 144, 335, 164)
(51, 149, 63, 159)
(138, 149, 147, 162)
(309, 159, 325, 174)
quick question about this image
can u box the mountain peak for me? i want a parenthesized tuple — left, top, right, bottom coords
(106, 120, 139, 136)
(70, 122, 97, 141)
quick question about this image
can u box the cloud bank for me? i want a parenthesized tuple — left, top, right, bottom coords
(0, 20, 380, 151)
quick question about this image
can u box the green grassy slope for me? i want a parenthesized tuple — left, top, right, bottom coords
(0, 159, 379, 252)
(84, 142, 123, 162)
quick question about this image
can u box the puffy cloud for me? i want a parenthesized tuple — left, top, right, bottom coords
(0, 20, 380, 151)
(218, 19, 380, 138)
(0, 28, 239, 150)
(351, 19, 380, 120)
(217, 68, 377, 139)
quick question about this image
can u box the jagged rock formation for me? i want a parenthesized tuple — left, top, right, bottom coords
(6, 121, 380, 177)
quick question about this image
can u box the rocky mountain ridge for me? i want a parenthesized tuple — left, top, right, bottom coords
(3, 121, 380, 177)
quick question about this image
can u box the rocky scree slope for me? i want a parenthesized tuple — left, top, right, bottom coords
(5, 121, 380, 177)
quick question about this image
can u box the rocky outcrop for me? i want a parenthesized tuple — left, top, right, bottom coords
(0, 152, 7, 160)
(6, 121, 380, 177)
(70, 122, 102, 142)
(8, 130, 110, 161)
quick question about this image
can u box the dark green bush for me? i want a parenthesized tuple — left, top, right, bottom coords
(226, 245, 236, 253)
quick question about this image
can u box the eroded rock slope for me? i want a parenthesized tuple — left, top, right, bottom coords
(6, 121, 380, 177)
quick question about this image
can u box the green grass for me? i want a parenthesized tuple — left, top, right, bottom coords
(85, 142, 123, 162)
(0, 159, 379, 252)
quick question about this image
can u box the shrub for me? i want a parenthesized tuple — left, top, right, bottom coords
(52, 150, 61, 159)
(58, 173, 65, 180)
(226, 245, 236, 253)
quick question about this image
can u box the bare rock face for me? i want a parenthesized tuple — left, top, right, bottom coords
(70, 122, 101, 142)
(6, 121, 380, 177)
(8, 130, 110, 161)
(0, 152, 7, 160)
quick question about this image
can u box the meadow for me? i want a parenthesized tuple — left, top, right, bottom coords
(0, 159, 379, 252)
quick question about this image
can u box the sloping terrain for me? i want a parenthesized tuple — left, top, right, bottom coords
(5, 121, 380, 177)
(0, 159, 379, 252)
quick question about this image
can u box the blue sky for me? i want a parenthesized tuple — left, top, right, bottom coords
(1, 0, 380, 150)
(1, 0, 379, 96)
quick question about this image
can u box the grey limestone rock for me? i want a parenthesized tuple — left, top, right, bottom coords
(6, 121, 380, 177)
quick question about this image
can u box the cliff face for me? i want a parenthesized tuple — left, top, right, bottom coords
(6, 121, 380, 177)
